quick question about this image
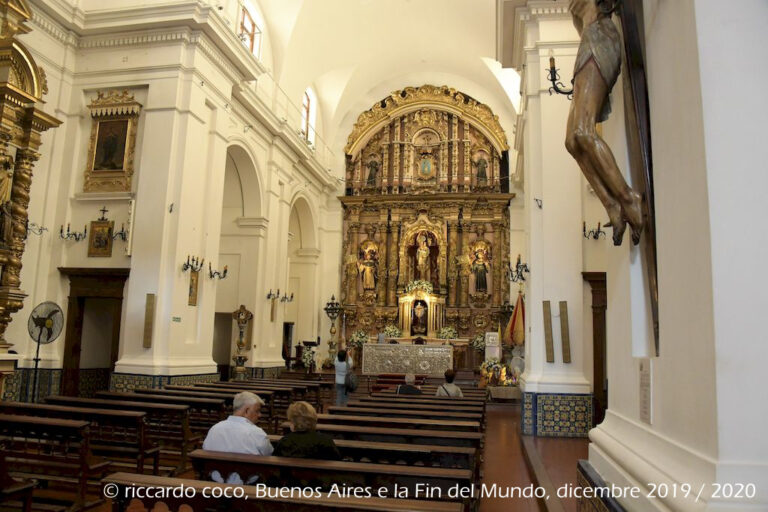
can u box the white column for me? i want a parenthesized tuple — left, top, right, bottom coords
(519, 9, 589, 396)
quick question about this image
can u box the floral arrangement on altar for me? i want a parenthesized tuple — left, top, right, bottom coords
(348, 329, 369, 348)
(405, 279, 433, 295)
(436, 326, 458, 339)
(301, 347, 316, 369)
(382, 324, 402, 338)
(479, 358, 517, 387)
(470, 333, 486, 352)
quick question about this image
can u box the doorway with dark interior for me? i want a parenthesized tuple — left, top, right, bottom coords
(59, 268, 129, 397)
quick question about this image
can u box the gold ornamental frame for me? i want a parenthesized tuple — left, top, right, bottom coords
(83, 90, 141, 192)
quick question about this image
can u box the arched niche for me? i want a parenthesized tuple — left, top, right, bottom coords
(286, 194, 320, 343)
(224, 143, 263, 219)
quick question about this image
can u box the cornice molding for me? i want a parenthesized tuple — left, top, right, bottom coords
(30, 9, 77, 47)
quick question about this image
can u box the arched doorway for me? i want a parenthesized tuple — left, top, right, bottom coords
(211, 144, 262, 379)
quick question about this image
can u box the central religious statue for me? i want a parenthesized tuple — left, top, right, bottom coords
(339, 85, 513, 349)
(415, 233, 431, 281)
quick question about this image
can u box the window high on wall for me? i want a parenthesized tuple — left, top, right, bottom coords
(302, 87, 317, 145)
(239, 1, 263, 58)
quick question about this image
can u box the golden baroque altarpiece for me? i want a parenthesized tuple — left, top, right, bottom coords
(0, 0, 62, 398)
(340, 85, 514, 342)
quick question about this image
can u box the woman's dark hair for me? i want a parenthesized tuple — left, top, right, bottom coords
(444, 369, 456, 383)
(337, 349, 347, 362)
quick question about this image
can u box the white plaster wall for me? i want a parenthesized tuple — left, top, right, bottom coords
(79, 299, 114, 369)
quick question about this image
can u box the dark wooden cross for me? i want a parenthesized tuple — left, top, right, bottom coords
(98, 206, 109, 221)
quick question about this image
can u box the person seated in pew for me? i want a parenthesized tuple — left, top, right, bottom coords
(435, 369, 464, 398)
(396, 373, 422, 395)
(274, 401, 341, 460)
(202, 391, 273, 484)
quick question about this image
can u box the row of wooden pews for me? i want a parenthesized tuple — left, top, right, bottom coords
(173, 374, 487, 512)
(1, 373, 485, 511)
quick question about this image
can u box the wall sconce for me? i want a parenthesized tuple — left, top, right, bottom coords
(507, 254, 530, 283)
(209, 262, 228, 280)
(280, 292, 294, 303)
(583, 222, 607, 240)
(266, 289, 279, 300)
(60, 223, 87, 242)
(182, 255, 204, 272)
(112, 224, 129, 241)
(26, 220, 47, 238)
(534, 198, 543, 209)
(546, 49, 574, 99)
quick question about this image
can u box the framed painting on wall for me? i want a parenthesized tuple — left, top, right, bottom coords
(188, 270, 199, 306)
(84, 90, 142, 193)
(87, 220, 114, 257)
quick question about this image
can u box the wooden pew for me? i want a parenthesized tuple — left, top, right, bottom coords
(165, 385, 277, 423)
(307, 414, 482, 433)
(0, 401, 159, 475)
(95, 391, 227, 433)
(266, 435, 476, 471)
(310, 424, 482, 450)
(190, 450, 473, 511)
(326, 405, 482, 422)
(0, 450, 34, 512)
(249, 377, 328, 404)
(201, 381, 314, 411)
(45, 395, 193, 475)
(356, 397, 486, 426)
(0, 414, 111, 511)
(370, 393, 486, 405)
(103, 472, 463, 512)
(381, 387, 486, 398)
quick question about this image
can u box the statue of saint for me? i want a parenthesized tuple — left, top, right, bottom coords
(366, 160, 378, 187)
(474, 157, 488, 185)
(472, 250, 490, 293)
(416, 234, 430, 281)
(0, 158, 14, 246)
(358, 250, 377, 290)
(565, 0, 643, 245)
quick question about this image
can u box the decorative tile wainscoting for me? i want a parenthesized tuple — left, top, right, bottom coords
(110, 372, 220, 392)
(78, 368, 111, 397)
(576, 460, 626, 512)
(6, 368, 63, 402)
(2, 370, 21, 401)
(523, 392, 593, 437)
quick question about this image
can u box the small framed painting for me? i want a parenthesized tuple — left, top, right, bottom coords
(188, 270, 200, 306)
(87, 220, 114, 257)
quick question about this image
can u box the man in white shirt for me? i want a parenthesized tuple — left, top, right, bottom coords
(202, 391, 273, 484)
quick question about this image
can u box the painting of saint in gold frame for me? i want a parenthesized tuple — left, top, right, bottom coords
(88, 220, 114, 257)
(188, 270, 200, 306)
(84, 90, 142, 193)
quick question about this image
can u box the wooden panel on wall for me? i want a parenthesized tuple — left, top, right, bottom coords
(143, 293, 155, 348)
(543, 300, 555, 363)
(559, 300, 571, 363)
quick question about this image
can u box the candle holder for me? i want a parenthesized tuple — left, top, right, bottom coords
(181, 255, 204, 272)
(323, 295, 343, 360)
(60, 223, 87, 242)
(507, 254, 530, 283)
(112, 224, 129, 241)
(583, 222, 607, 240)
(26, 220, 47, 238)
(208, 262, 228, 280)
(280, 292, 294, 303)
(266, 289, 279, 300)
(546, 50, 574, 99)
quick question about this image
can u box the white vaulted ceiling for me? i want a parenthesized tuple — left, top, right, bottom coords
(257, 0, 521, 159)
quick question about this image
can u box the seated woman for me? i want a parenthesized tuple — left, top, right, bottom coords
(396, 373, 422, 395)
(273, 401, 341, 460)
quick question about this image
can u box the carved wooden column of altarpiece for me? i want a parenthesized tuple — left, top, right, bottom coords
(0, 0, 62, 399)
(340, 85, 514, 343)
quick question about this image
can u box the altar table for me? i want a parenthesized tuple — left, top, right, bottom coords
(361, 343, 453, 376)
